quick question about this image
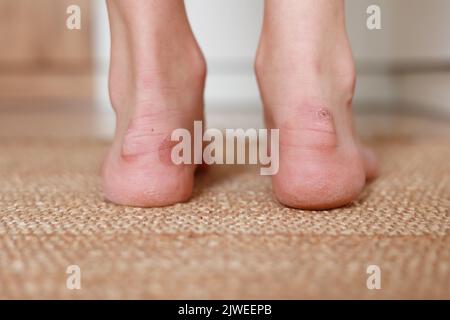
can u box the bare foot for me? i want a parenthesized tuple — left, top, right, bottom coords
(102, 0, 206, 207)
(256, 0, 378, 209)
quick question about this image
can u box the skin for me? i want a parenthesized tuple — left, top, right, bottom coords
(102, 0, 378, 209)
(102, 0, 206, 207)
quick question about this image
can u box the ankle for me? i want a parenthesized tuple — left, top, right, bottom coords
(256, 39, 355, 79)
(109, 43, 206, 110)
(107, 0, 206, 110)
(255, 43, 356, 110)
(132, 43, 207, 92)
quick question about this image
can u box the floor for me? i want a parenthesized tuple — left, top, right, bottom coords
(0, 105, 449, 299)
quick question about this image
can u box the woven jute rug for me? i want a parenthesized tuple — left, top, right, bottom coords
(0, 114, 449, 299)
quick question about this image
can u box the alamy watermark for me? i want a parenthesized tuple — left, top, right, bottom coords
(171, 121, 279, 175)
(66, 265, 81, 290)
(366, 265, 381, 290)
(367, 5, 382, 30)
(66, 5, 81, 30)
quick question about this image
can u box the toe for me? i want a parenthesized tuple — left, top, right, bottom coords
(361, 146, 379, 180)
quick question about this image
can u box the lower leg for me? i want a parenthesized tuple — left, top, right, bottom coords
(102, 0, 206, 207)
(256, 0, 378, 209)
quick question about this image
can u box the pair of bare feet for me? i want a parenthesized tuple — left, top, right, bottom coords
(102, 0, 378, 210)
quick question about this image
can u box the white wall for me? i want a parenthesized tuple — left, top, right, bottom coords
(346, 0, 450, 115)
(93, 0, 450, 116)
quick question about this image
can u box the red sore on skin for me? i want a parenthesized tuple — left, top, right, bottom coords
(158, 136, 180, 165)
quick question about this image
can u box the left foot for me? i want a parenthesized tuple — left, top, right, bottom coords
(102, 0, 206, 207)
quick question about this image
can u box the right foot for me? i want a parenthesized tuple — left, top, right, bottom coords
(102, 0, 206, 207)
(256, 0, 378, 210)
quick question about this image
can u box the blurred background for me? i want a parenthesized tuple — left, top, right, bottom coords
(1, 0, 450, 136)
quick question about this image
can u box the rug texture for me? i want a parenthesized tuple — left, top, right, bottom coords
(0, 115, 449, 299)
